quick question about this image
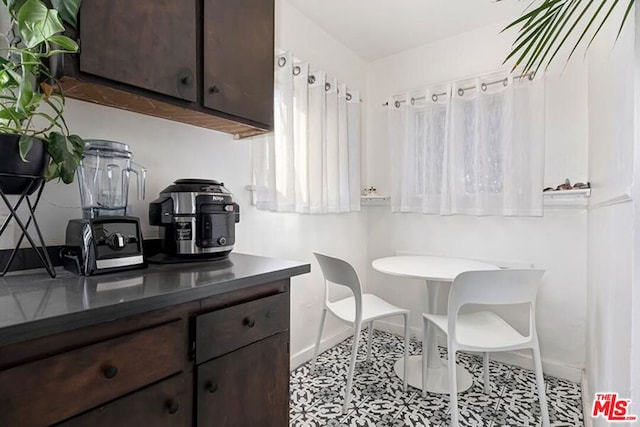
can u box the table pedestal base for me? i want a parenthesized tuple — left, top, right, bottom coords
(394, 355, 473, 394)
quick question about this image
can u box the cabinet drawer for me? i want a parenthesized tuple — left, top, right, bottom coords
(58, 373, 191, 427)
(196, 292, 289, 363)
(0, 320, 184, 427)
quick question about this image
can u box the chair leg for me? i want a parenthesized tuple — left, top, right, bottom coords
(402, 313, 409, 392)
(483, 352, 490, 394)
(532, 345, 550, 427)
(311, 308, 327, 373)
(366, 321, 374, 363)
(421, 316, 428, 398)
(343, 322, 362, 414)
(449, 346, 459, 427)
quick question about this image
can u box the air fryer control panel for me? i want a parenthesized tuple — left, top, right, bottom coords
(195, 196, 238, 248)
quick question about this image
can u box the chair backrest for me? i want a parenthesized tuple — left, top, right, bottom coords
(448, 269, 545, 337)
(313, 252, 363, 295)
(313, 252, 362, 323)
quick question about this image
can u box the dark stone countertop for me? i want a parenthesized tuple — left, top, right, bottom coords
(0, 252, 310, 347)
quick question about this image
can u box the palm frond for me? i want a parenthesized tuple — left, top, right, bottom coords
(503, 0, 635, 74)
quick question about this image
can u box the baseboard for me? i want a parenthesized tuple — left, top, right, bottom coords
(582, 371, 594, 427)
(290, 327, 354, 370)
(369, 317, 422, 340)
(373, 319, 583, 383)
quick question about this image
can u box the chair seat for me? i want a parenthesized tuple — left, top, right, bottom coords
(424, 311, 530, 350)
(327, 293, 408, 324)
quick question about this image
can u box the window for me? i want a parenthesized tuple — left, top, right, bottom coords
(388, 71, 544, 216)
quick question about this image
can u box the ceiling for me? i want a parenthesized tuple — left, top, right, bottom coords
(285, 0, 528, 61)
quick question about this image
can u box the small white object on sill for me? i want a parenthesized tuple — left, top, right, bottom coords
(361, 186, 390, 206)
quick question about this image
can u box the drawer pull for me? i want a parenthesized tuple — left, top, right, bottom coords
(205, 381, 218, 394)
(103, 365, 118, 379)
(166, 400, 180, 414)
(243, 317, 256, 328)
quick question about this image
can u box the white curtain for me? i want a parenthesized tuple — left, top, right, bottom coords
(252, 51, 361, 214)
(389, 71, 545, 216)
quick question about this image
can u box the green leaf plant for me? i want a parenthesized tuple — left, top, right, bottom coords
(502, 0, 635, 75)
(1, 0, 82, 184)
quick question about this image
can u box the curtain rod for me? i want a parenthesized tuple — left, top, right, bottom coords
(381, 72, 535, 107)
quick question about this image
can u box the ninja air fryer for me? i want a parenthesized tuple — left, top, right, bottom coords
(149, 179, 240, 259)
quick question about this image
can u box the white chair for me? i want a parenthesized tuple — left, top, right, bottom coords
(422, 269, 550, 427)
(311, 252, 410, 413)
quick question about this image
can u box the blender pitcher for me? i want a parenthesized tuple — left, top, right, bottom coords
(77, 140, 146, 218)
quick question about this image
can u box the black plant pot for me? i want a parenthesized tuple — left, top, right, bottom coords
(0, 133, 49, 195)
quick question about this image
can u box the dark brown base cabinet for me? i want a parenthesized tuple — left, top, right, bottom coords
(61, 0, 275, 139)
(0, 280, 290, 426)
(197, 333, 289, 426)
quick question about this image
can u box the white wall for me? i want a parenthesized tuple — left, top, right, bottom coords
(0, 0, 369, 368)
(632, 4, 640, 419)
(586, 4, 637, 424)
(364, 22, 589, 380)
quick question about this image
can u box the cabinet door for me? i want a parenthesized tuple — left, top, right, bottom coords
(203, 0, 274, 127)
(79, 0, 198, 102)
(58, 374, 191, 427)
(197, 332, 289, 426)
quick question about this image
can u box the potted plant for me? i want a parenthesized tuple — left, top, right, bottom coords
(0, 0, 83, 196)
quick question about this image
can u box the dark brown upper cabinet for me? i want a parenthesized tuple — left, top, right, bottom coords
(79, 0, 198, 103)
(203, 0, 274, 127)
(62, 0, 274, 138)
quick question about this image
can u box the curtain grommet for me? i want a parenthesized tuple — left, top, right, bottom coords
(308, 75, 316, 84)
(346, 93, 352, 101)
(457, 88, 465, 96)
(481, 83, 487, 92)
(410, 97, 415, 105)
(293, 65, 301, 76)
(394, 100, 401, 108)
(503, 78, 508, 87)
(278, 57, 286, 67)
(325, 82, 331, 91)
(431, 94, 438, 102)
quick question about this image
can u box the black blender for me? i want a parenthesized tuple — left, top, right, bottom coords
(62, 140, 147, 275)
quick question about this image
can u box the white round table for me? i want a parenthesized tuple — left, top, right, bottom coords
(372, 255, 499, 394)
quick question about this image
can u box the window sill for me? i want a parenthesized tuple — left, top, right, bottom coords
(360, 189, 592, 209)
(361, 195, 390, 206)
(543, 188, 590, 208)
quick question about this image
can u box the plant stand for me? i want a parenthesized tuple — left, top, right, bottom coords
(0, 173, 56, 278)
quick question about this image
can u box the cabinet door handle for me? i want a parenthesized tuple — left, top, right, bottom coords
(208, 85, 220, 94)
(166, 399, 180, 414)
(180, 75, 193, 86)
(103, 365, 118, 379)
(205, 381, 218, 394)
(243, 317, 256, 328)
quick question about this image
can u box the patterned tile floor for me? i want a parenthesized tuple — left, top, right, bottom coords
(290, 330, 583, 427)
